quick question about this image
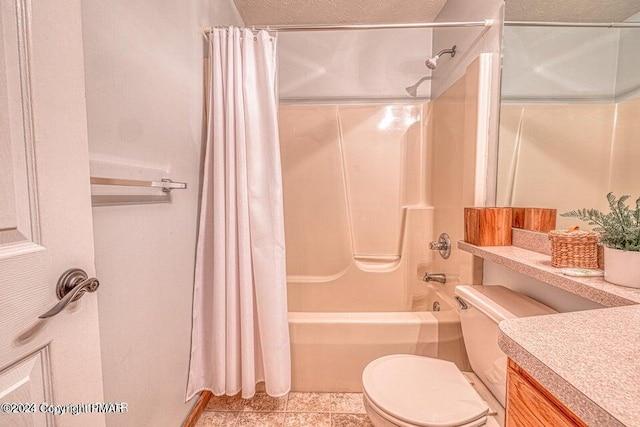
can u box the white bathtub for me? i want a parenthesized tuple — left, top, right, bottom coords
(288, 302, 470, 392)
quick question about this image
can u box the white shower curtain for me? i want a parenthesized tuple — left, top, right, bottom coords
(187, 27, 290, 400)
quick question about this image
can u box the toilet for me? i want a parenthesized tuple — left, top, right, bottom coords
(361, 285, 556, 427)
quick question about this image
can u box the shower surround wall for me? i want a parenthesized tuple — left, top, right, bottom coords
(499, 24, 640, 229)
(279, 103, 434, 312)
(498, 97, 640, 230)
(428, 56, 492, 295)
(81, 0, 242, 426)
(281, 57, 492, 391)
(432, 0, 504, 206)
(278, 59, 493, 313)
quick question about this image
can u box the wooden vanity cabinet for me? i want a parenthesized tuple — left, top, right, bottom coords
(506, 359, 587, 427)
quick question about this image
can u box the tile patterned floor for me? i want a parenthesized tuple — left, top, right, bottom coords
(196, 392, 373, 427)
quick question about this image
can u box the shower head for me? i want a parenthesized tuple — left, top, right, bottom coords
(405, 76, 430, 97)
(425, 57, 438, 70)
(425, 45, 457, 70)
(407, 45, 457, 96)
(405, 83, 419, 97)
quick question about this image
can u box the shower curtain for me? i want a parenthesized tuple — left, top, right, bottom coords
(187, 27, 290, 400)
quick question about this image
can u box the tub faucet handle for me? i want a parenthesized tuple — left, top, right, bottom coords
(429, 233, 451, 259)
(422, 273, 447, 284)
(429, 241, 446, 250)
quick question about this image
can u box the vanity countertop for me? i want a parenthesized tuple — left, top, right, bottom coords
(499, 305, 640, 427)
(458, 241, 640, 306)
(458, 239, 640, 426)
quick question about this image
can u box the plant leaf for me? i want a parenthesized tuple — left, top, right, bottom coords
(562, 193, 640, 252)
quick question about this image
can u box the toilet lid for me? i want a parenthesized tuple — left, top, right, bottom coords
(362, 355, 489, 427)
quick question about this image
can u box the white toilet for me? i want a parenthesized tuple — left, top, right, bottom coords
(361, 285, 556, 427)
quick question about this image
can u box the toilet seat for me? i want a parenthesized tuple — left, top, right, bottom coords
(363, 392, 488, 427)
(362, 355, 490, 427)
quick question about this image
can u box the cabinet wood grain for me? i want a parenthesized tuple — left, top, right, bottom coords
(464, 207, 513, 246)
(506, 359, 586, 427)
(512, 208, 557, 232)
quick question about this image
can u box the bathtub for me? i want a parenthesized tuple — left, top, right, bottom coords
(288, 290, 470, 392)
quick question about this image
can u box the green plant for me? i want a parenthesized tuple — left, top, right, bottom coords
(562, 192, 640, 252)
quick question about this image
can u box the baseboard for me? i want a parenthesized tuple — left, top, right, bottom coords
(182, 391, 212, 427)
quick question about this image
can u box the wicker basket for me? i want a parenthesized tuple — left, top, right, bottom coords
(548, 229, 599, 268)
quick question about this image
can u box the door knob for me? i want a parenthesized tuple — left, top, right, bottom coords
(39, 268, 99, 319)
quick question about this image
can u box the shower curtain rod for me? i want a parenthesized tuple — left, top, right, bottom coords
(204, 19, 493, 34)
(505, 20, 640, 28)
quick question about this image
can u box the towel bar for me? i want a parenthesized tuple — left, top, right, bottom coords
(90, 177, 187, 193)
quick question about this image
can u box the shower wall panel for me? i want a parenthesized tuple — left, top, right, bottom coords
(432, 0, 504, 206)
(498, 103, 614, 229)
(429, 75, 467, 287)
(498, 96, 640, 229)
(279, 105, 352, 279)
(280, 103, 425, 274)
(339, 104, 421, 258)
(610, 97, 640, 195)
(280, 56, 491, 310)
(424, 56, 490, 299)
(279, 102, 431, 311)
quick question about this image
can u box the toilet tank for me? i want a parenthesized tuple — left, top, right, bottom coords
(454, 285, 556, 408)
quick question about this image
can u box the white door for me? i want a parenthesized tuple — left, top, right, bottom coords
(0, 0, 105, 426)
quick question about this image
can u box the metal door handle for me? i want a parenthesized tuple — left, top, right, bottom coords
(39, 269, 100, 319)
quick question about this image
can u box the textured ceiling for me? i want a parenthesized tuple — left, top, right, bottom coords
(506, 0, 640, 22)
(232, 0, 449, 25)
(233, 0, 640, 26)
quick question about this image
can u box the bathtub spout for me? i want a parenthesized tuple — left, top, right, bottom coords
(422, 273, 447, 284)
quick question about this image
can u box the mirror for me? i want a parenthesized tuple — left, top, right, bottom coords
(497, 2, 640, 229)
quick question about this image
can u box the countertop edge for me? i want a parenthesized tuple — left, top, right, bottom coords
(457, 241, 639, 307)
(498, 327, 625, 427)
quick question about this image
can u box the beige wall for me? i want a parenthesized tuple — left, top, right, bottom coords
(498, 96, 640, 229)
(81, 1, 242, 426)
